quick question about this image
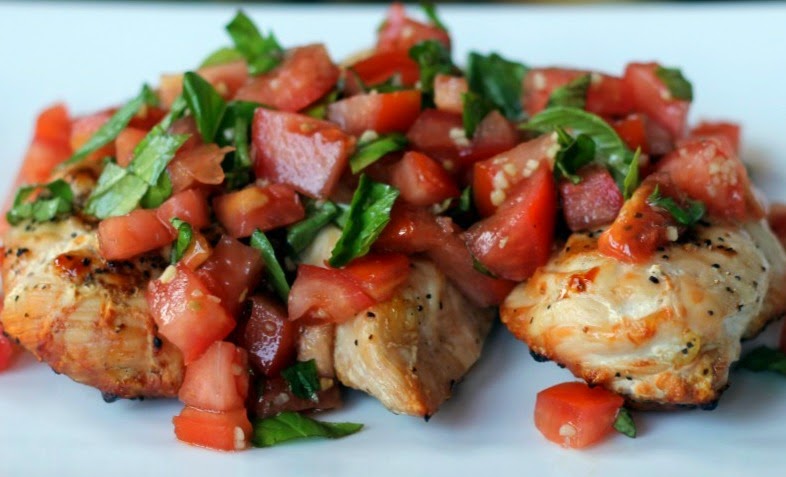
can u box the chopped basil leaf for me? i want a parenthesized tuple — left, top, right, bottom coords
(547, 74, 590, 110)
(217, 100, 261, 190)
(84, 162, 148, 218)
(287, 200, 339, 254)
(466, 52, 527, 121)
(472, 256, 497, 278)
(199, 46, 244, 68)
(140, 172, 173, 209)
(420, 1, 447, 31)
(128, 133, 189, 186)
(371, 74, 407, 94)
(739, 346, 786, 375)
(250, 229, 290, 302)
(6, 179, 74, 226)
(329, 175, 399, 267)
(349, 133, 408, 174)
(526, 106, 634, 188)
(553, 128, 596, 184)
(226, 11, 284, 76)
(622, 148, 641, 200)
(304, 89, 340, 119)
(333, 203, 351, 229)
(648, 185, 705, 226)
(458, 186, 473, 213)
(655, 66, 693, 101)
(63, 84, 158, 167)
(169, 218, 193, 264)
(462, 91, 493, 138)
(281, 360, 320, 401)
(409, 40, 455, 101)
(613, 408, 637, 438)
(182, 71, 228, 142)
(251, 412, 363, 448)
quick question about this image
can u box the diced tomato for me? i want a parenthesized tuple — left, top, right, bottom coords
(656, 137, 750, 221)
(34, 103, 71, 144)
(156, 189, 211, 232)
(235, 44, 339, 112)
(168, 144, 231, 193)
(288, 265, 375, 323)
(376, 3, 451, 54)
(375, 202, 446, 254)
(690, 121, 740, 155)
(463, 110, 520, 164)
(406, 108, 464, 166)
(173, 406, 252, 452)
(70, 111, 115, 163)
(239, 295, 297, 377)
(0, 331, 15, 372)
(623, 62, 690, 140)
(767, 204, 786, 251)
(390, 151, 460, 206)
(559, 165, 624, 232)
(160, 61, 249, 110)
(466, 164, 557, 281)
(252, 375, 343, 419)
(213, 184, 305, 238)
(98, 209, 175, 261)
(586, 74, 633, 118)
(19, 104, 72, 184)
(127, 105, 168, 131)
(612, 113, 648, 153)
(178, 341, 249, 412)
(147, 263, 236, 364)
(197, 235, 264, 317)
(534, 381, 624, 449)
(180, 232, 212, 271)
(342, 253, 411, 302)
(252, 108, 356, 198)
(327, 90, 421, 136)
(346, 50, 420, 92)
(434, 74, 468, 114)
(168, 116, 202, 154)
(115, 127, 147, 167)
(524, 68, 632, 118)
(159, 74, 185, 111)
(473, 133, 558, 217)
(523, 68, 584, 118)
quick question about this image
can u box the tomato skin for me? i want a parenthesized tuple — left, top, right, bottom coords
(375, 202, 445, 254)
(173, 406, 252, 452)
(239, 295, 297, 377)
(98, 209, 175, 261)
(406, 108, 464, 166)
(19, 104, 72, 184)
(115, 127, 147, 167)
(390, 151, 460, 206)
(147, 263, 236, 364)
(559, 165, 624, 232)
(235, 44, 339, 112)
(213, 184, 305, 238)
(327, 90, 422, 136)
(160, 61, 249, 110)
(346, 50, 420, 91)
(466, 164, 557, 281)
(524, 68, 632, 118)
(612, 113, 648, 153)
(156, 189, 211, 233)
(168, 144, 231, 193)
(534, 381, 624, 449)
(623, 62, 690, 140)
(288, 265, 375, 323)
(180, 232, 212, 271)
(196, 235, 264, 317)
(178, 341, 249, 412)
(473, 133, 558, 217)
(342, 253, 411, 302)
(376, 3, 451, 54)
(690, 121, 740, 155)
(70, 111, 115, 163)
(252, 375, 342, 418)
(463, 110, 520, 165)
(35, 103, 71, 144)
(253, 108, 356, 199)
(523, 68, 584, 118)
(0, 331, 15, 372)
(434, 74, 468, 114)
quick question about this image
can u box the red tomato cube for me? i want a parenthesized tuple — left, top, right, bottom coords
(288, 265, 375, 323)
(559, 165, 623, 232)
(390, 151, 460, 206)
(70, 111, 115, 163)
(168, 144, 231, 193)
(156, 189, 211, 233)
(690, 121, 741, 155)
(98, 209, 175, 261)
(173, 406, 252, 451)
(341, 253, 411, 302)
(178, 341, 249, 412)
(115, 127, 147, 167)
(376, 3, 451, 53)
(238, 295, 297, 377)
(327, 90, 421, 136)
(623, 62, 690, 140)
(196, 235, 264, 317)
(434, 74, 468, 114)
(213, 183, 305, 238)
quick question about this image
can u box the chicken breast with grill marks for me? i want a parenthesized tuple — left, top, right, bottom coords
(501, 220, 786, 408)
(1, 216, 184, 398)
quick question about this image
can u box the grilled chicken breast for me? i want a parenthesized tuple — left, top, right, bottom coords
(1, 216, 184, 398)
(502, 220, 786, 408)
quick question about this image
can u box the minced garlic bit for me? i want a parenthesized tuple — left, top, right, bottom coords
(159, 265, 177, 284)
(532, 72, 546, 91)
(490, 189, 507, 207)
(666, 226, 679, 242)
(234, 426, 247, 451)
(207, 294, 222, 304)
(359, 129, 379, 144)
(273, 392, 291, 406)
(320, 377, 335, 391)
(590, 72, 603, 85)
(498, 237, 509, 249)
(448, 127, 471, 147)
(190, 288, 204, 298)
(559, 423, 577, 438)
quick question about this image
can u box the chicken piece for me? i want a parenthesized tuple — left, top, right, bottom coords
(502, 220, 786, 408)
(1, 216, 184, 398)
(334, 259, 494, 417)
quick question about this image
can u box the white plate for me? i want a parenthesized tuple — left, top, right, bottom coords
(1, 2, 786, 476)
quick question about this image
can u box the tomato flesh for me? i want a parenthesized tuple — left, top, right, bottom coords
(342, 253, 411, 302)
(173, 406, 252, 452)
(288, 265, 375, 323)
(612, 113, 648, 153)
(434, 74, 468, 114)
(19, 103, 72, 184)
(168, 144, 231, 193)
(70, 111, 115, 163)
(196, 235, 264, 317)
(346, 50, 420, 91)
(327, 90, 422, 136)
(623, 62, 689, 140)
(390, 151, 460, 206)
(178, 341, 249, 412)
(559, 165, 624, 232)
(690, 121, 741, 155)
(156, 189, 211, 233)
(376, 3, 451, 54)
(115, 127, 147, 167)
(534, 381, 624, 449)
(213, 184, 305, 238)
(98, 209, 175, 261)
(239, 295, 297, 377)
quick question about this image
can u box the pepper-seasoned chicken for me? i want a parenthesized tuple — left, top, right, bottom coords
(502, 220, 786, 408)
(1, 216, 184, 398)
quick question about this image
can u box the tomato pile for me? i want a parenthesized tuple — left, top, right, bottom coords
(2, 3, 785, 451)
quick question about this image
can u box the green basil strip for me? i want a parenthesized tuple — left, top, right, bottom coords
(287, 200, 340, 254)
(226, 11, 284, 76)
(349, 133, 408, 174)
(6, 179, 74, 226)
(613, 408, 637, 438)
(281, 360, 320, 401)
(140, 172, 173, 209)
(199, 46, 244, 68)
(553, 128, 596, 185)
(333, 203, 351, 230)
(127, 133, 189, 187)
(420, 1, 448, 31)
(251, 412, 363, 448)
(462, 91, 493, 139)
(739, 346, 786, 375)
(250, 229, 290, 302)
(655, 66, 693, 101)
(84, 162, 148, 218)
(409, 39, 455, 100)
(458, 186, 473, 214)
(63, 84, 158, 167)
(182, 71, 228, 143)
(466, 52, 527, 121)
(526, 106, 634, 188)
(547, 74, 590, 110)
(648, 185, 705, 226)
(622, 148, 641, 200)
(329, 175, 399, 268)
(220, 101, 262, 190)
(169, 218, 193, 264)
